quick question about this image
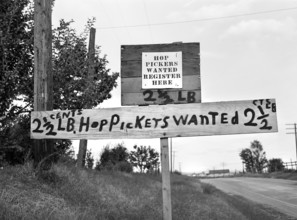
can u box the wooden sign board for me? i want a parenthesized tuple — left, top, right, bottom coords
(31, 99, 277, 140)
(121, 43, 200, 106)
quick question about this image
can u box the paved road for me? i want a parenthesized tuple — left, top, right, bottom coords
(201, 177, 297, 218)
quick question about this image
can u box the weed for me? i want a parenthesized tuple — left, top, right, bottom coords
(0, 162, 294, 219)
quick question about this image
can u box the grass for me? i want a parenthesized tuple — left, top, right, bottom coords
(0, 161, 294, 220)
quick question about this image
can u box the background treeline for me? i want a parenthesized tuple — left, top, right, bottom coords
(239, 140, 286, 173)
(85, 143, 160, 174)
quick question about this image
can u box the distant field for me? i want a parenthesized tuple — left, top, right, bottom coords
(0, 162, 293, 220)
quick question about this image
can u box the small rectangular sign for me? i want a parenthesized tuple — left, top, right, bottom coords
(142, 52, 182, 89)
(31, 99, 277, 140)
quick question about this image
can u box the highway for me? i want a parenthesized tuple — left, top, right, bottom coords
(201, 177, 297, 218)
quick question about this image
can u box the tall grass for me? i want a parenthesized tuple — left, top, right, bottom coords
(0, 162, 293, 219)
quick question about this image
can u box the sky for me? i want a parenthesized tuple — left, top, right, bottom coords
(51, 0, 297, 173)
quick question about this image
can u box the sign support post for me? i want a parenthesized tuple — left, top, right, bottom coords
(161, 137, 172, 220)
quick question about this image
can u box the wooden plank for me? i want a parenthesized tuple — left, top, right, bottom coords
(121, 43, 199, 62)
(160, 137, 172, 220)
(121, 43, 200, 106)
(31, 99, 278, 140)
(121, 59, 200, 78)
(121, 75, 200, 93)
(121, 90, 201, 106)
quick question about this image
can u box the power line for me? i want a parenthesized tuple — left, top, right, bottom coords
(97, 6, 297, 30)
(286, 123, 297, 161)
(97, 0, 121, 44)
(142, 0, 154, 43)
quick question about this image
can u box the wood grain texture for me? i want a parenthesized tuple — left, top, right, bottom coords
(33, 0, 54, 164)
(121, 43, 200, 106)
(160, 138, 172, 220)
(31, 99, 278, 140)
(121, 58, 199, 78)
(121, 43, 199, 61)
(121, 43, 200, 78)
(121, 90, 201, 106)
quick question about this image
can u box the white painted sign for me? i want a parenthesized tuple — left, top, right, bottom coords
(142, 52, 182, 89)
(31, 99, 277, 140)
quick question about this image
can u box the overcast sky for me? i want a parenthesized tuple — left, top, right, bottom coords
(52, 0, 297, 173)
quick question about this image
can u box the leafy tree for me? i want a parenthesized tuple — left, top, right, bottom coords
(239, 140, 268, 173)
(239, 148, 254, 173)
(52, 19, 118, 110)
(268, 158, 284, 172)
(0, 0, 34, 121)
(0, 0, 34, 158)
(85, 149, 94, 169)
(96, 143, 132, 172)
(0, 1, 118, 164)
(129, 145, 159, 173)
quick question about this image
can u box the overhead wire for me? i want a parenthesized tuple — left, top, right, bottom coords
(96, 6, 297, 30)
(97, 0, 121, 44)
(114, 0, 133, 41)
(142, 0, 154, 43)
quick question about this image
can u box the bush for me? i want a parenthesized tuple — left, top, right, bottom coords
(97, 161, 133, 173)
(114, 161, 133, 173)
(268, 158, 285, 172)
(201, 183, 217, 194)
(173, 170, 182, 175)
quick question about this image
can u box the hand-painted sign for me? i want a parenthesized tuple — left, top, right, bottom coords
(121, 43, 200, 106)
(142, 52, 182, 89)
(31, 99, 277, 140)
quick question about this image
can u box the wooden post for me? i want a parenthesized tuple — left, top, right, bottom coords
(77, 27, 96, 167)
(33, 0, 54, 166)
(160, 137, 172, 220)
(170, 138, 172, 173)
(286, 123, 297, 162)
(294, 123, 297, 161)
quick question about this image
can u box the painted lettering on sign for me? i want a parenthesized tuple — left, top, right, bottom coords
(31, 99, 277, 140)
(142, 90, 197, 104)
(142, 52, 182, 89)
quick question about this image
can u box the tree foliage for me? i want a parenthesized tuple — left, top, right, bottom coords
(239, 140, 268, 173)
(129, 145, 159, 173)
(0, 0, 34, 121)
(52, 19, 118, 110)
(85, 149, 94, 169)
(96, 143, 132, 172)
(0, 1, 118, 164)
(268, 158, 284, 172)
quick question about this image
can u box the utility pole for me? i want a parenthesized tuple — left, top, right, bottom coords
(77, 27, 96, 168)
(172, 150, 176, 172)
(170, 138, 172, 173)
(286, 123, 297, 161)
(33, 0, 54, 166)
